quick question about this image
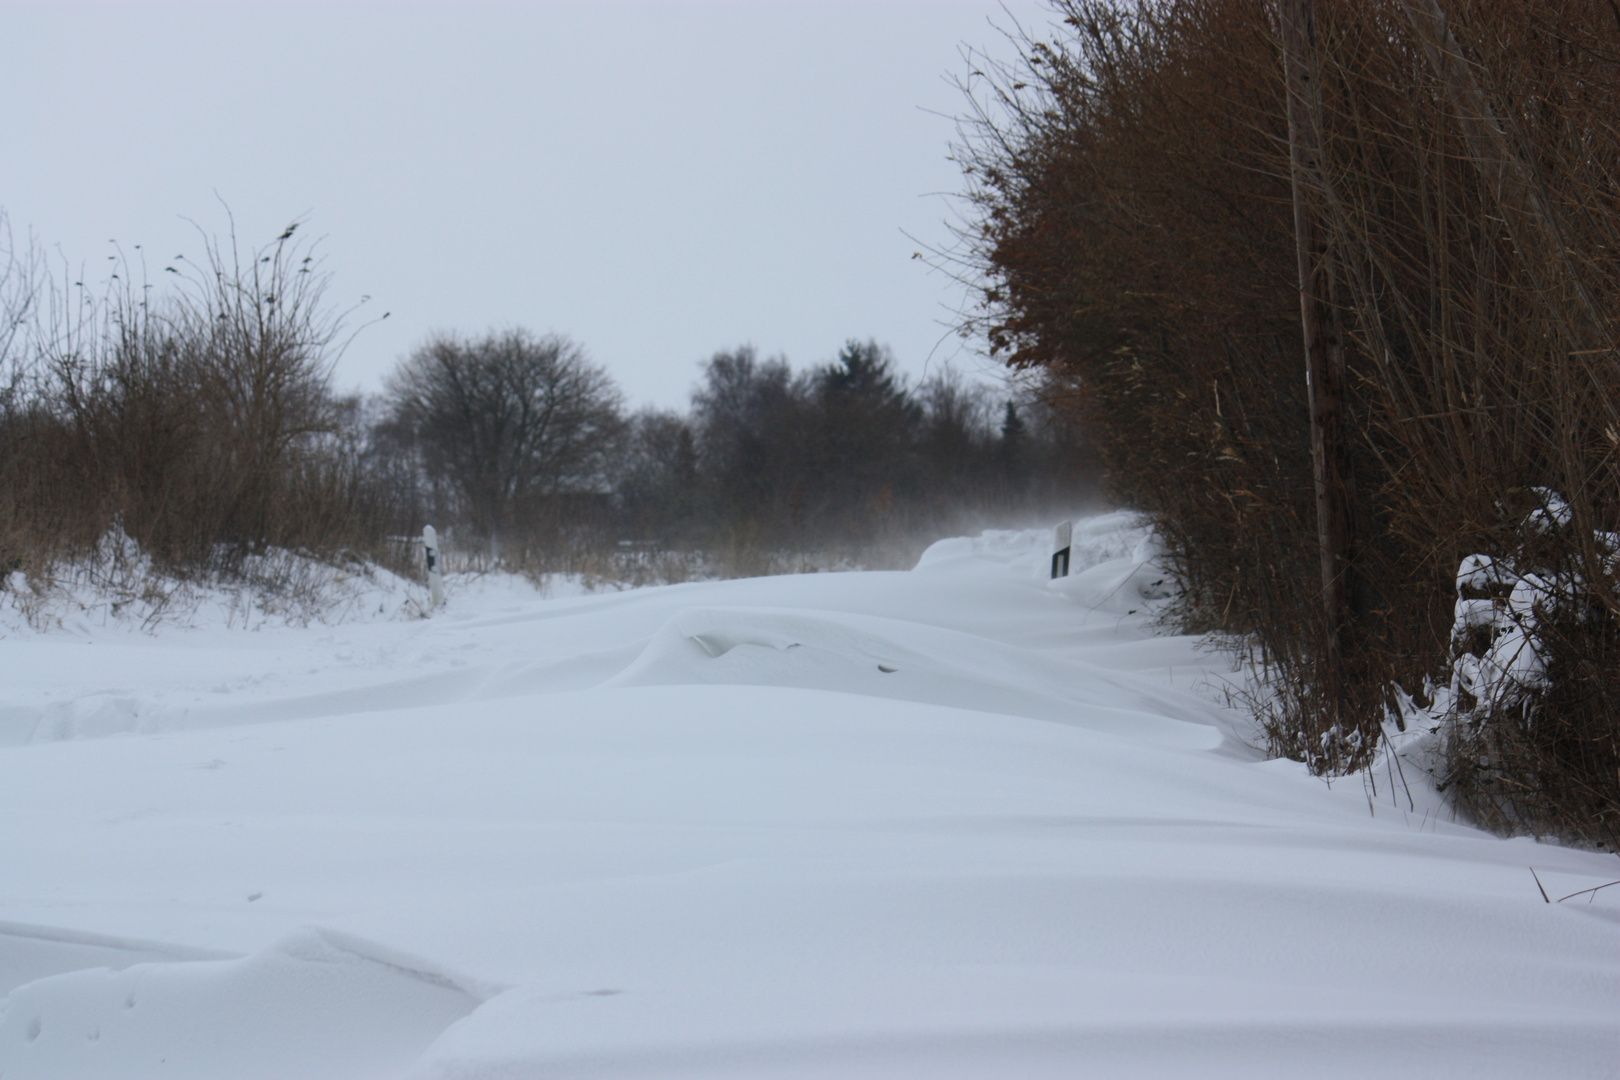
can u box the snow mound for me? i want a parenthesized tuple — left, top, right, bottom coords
(1055, 536, 1175, 615)
(0, 929, 486, 1080)
(914, 511, 1150, 579)
(916, 513, 1174, 617)
(605, 605, 1214, 740)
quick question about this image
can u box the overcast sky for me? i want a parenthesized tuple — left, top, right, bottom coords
(2, 0, 1050, 412)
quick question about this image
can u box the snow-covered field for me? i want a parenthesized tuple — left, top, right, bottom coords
(1, 512, 1615, 1079)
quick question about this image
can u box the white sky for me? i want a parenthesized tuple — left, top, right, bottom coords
(2, 0, 1050, 411)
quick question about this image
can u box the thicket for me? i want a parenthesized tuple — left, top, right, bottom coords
(0, 220, 402, 584)
(955, 0, 1620, 843)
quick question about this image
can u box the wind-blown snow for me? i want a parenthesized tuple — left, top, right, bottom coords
(1, 514, 1615, 1079)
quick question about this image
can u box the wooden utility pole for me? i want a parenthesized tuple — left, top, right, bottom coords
(1280, 0, 1354, 708)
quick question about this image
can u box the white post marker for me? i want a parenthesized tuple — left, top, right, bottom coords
(423, 524, 445, 611)
(1051, 520, 1073, 579)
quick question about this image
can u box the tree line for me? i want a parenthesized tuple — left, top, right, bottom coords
(953, 0, 1619, 842)
(0, 213, 1099, 593)
(375, 330, 1094, 571)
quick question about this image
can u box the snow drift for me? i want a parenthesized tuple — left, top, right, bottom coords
(0, 515, 1614, 1079)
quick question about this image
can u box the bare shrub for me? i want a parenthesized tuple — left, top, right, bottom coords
(2, 218, 389, 587)
(0, 211, 101, 577)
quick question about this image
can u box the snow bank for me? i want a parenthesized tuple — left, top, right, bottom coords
(0, 531, 430, 639)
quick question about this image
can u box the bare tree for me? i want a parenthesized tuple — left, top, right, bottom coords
(384, 329, 624, 547)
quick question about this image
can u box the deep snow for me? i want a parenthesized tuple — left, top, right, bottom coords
(0, 512, 1615, 1079)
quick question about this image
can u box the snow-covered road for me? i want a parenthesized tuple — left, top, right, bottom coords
(2, 514, 1616, 1078)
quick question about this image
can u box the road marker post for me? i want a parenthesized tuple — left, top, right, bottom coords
(1051, 521, 1073, 579)
(423, 525, 445, 611)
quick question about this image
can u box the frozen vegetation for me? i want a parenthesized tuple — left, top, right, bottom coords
(0, 512, 1615, 1078)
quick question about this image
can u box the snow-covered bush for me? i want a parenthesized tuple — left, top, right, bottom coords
(1388, 491, 1620, 843)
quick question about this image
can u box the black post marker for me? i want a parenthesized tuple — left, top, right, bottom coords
(1052, 521, 1073, 579)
